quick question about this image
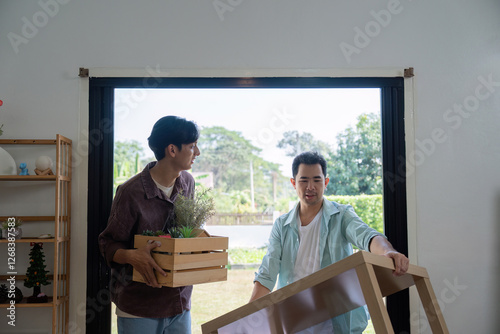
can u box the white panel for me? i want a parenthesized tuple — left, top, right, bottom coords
(0, 0, 499, 333)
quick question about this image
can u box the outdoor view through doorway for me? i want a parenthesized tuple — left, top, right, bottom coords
(112, 87, 382, 333)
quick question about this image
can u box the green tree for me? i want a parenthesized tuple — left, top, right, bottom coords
(193, 126, 291, 212)
(114, 140, 147, 193)
(277, 130, 333, 157)
(215, 190, 253, 213)
(193, 126, 260, 192)
(327, 113, 382, 195)
(24, 243, 50, 300)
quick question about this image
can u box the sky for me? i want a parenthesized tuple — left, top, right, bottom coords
(114, 88, 381, 177)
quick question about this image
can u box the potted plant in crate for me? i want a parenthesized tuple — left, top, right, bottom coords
(168, 187, 216, 238)
(133, 188, 229, 287)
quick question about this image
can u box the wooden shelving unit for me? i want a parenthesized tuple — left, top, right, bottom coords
(0, 135, 71, 334)
(0, 237, 56, 243)
(0, 175, 57, 181)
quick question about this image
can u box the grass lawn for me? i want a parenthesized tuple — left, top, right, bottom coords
(191, 268, 256, 333)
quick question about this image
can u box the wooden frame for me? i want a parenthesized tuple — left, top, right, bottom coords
(201, 251, 449, 334)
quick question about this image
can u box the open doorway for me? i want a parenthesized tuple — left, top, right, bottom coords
(87, 77, 408, 333)
(113, 87, 382, 333)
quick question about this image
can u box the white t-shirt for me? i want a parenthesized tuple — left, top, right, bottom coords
(292, 208, 323, 281)
(116, 178, 173, 319)
(293, 208, 334, 334)
(152, 178, 174, 198)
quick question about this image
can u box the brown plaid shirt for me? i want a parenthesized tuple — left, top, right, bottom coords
(99, 162, 194, 318)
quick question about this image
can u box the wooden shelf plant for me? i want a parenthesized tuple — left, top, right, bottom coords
(133, 188, 229, 287)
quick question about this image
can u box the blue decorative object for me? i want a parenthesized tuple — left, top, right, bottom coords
(19, 163, 29, 175)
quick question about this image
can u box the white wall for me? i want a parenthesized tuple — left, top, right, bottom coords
(0, 0, 499, 332)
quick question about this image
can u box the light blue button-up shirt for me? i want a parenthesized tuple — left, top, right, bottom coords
(254, 198, 385, 333)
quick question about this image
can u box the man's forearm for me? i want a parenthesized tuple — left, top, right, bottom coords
(113, 248, 134, 265)
(369, 235, 397, 255)
(249, 281, 271, 302)
(113, 241, 166, 288)
(369, 235, 409, 276)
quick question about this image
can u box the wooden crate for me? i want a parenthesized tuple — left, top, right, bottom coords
(132, 231, 228, 287)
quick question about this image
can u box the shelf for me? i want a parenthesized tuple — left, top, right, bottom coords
(0, 175, 57, 181)
(0, 274, 67, 281)
(0, 139, 57, 145)
(0, 216, 55, 222)
(0, 238, 55, 243)
(0, 296, 69, 308)
(0, 297, 54, 308)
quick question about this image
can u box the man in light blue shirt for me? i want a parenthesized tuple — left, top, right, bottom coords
(250, 151, 409, 333)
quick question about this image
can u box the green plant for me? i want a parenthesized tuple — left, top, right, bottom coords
(142, 230, 165, 236)
(24, 243, 50, 297)
(169, 226, 195, 239)
(0, 284, 7, 303)
(2, 218, 23, 230)
(169, 188, 216, 238)
(0, 284, 23, 303)
(140, 189, 216, 238)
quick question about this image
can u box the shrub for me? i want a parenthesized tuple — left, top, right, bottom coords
(326, 194, 383, 233)
(228, 247, 267, 265)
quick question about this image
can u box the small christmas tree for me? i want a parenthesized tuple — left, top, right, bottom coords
(24, 243, 50, 303)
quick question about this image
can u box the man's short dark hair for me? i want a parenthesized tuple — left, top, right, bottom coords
(292, 151, 327, 179)
(148, 116, 199, 160)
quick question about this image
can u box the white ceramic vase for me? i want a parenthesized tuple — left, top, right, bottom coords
(0, 146, 17, 175)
